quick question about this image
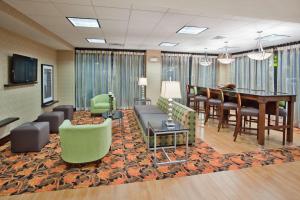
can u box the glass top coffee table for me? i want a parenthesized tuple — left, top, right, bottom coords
(148, 120, 189, 166)
(102, 110, 124, 133)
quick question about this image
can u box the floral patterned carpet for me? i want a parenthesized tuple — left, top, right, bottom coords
(1, 110, 300, 196)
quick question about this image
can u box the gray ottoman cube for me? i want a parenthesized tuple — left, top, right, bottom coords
(53, 105, 74, 120)
(36, 111, 64, 133)
(10, 122, 50, 153)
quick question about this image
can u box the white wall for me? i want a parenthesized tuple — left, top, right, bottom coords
(146, 50, 162, 104)
(57, 50, 75, 106)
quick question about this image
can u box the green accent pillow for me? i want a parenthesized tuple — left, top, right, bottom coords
(279, 101, 286, 108)
(193, 86, 198, 95)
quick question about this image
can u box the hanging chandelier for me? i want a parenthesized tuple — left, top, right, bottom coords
(200, 48, 212, 66)
(247, 31, 272, 61)
(217, 42, 235, 64)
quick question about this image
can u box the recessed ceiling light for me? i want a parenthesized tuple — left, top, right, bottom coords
(177, 26, 208, 35)
(259, 34, 290, 42)
(159, 42, 178, 47)
(67, 17, 100, 28)
(86, 38, 106, 44)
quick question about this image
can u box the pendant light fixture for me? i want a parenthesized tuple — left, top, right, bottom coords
(200, 48, 212, 66)
(217, 41, 235, 64)
(247, 31, 272, 61)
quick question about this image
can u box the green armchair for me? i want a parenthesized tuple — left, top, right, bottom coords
(90, 94, 116, 114)
(59, 118, 112, 163)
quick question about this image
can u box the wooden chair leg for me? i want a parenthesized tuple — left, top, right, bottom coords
(243, 116, 246, 134)
(218, 106, 224, 132)
(234, 114, 242, 141)
(205, 104, 210, 124)
(267, 114, 270, 136)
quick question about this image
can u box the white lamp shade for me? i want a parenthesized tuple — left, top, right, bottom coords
(247, 51, 272, 61)
(160, 81, 182, 99)
(217, 58, 235, 64)
(138, 77, 147, 86)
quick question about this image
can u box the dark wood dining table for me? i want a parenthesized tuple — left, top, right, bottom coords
(194, 86, 296, 146)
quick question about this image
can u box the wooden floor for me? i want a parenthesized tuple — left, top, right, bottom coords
(197, 113, 300, 154)
(2, 113, 300, 200)
(2, 161, 300, 200)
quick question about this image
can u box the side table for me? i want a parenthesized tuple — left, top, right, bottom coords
(148, 121, 189, 166)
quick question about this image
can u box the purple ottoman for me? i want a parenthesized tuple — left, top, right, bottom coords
(53, 105, 74, 120)
(36, 111, 64, 133)
(10, 122, 50, 153)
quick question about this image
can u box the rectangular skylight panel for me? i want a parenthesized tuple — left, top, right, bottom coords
(67, 17, 100, 28)
(87, 38, 106, 43)
(159, 42, 178, 47)
(177, 26, 208, 35)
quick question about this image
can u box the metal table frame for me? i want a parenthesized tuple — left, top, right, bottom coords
(147, 122, 189, 166)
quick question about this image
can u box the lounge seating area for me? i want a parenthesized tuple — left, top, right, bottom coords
(1, 0, 300, 199)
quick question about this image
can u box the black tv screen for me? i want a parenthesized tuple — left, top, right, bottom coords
(11, 54, 38, 83)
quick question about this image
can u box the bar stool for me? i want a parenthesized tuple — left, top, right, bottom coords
(186, 85, 196, 108)
(267, 101, 287, 145)
(233, 93, 259, 141)
(218, 92, 238, 132)
(205, 88, 223, 124)
(194, 87, 208, 113)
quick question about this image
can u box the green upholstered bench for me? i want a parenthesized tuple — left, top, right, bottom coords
(134, 97, 196, 148)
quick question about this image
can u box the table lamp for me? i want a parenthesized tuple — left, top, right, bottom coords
(138, 77, 147, 100)
(160, 81, 182, 127)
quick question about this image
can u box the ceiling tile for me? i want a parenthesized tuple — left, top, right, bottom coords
(130, 10, 164, 23)
(54, 3, 97, 18)
(91, 0, 132, 8)
(5, 0, 61, 16)
(50, 0, 92, 6)
(94, 7, 130, 20)
(101, 20, 128, 36)
(28, 15, 71, 27)
(132, 3, 168, 12)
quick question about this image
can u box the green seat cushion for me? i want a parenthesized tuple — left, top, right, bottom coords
(94, 102, 110, 109)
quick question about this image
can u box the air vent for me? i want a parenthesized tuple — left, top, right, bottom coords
(212, 36, 226, 40)
(109, 43, 124, 47)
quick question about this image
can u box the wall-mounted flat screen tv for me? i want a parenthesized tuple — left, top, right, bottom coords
(11, 54, 38, 83)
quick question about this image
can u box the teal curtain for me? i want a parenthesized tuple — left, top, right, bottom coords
(161, 53, 190, 104)
(277, 47, 300, 127)
(75, 50, 145, 110)
(230, 55, 274, 91)
(112, 51, 145, 108)
(75, 50, 112, 110)
(191, 55, 217, 87)
(230, 48, 300, 127)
